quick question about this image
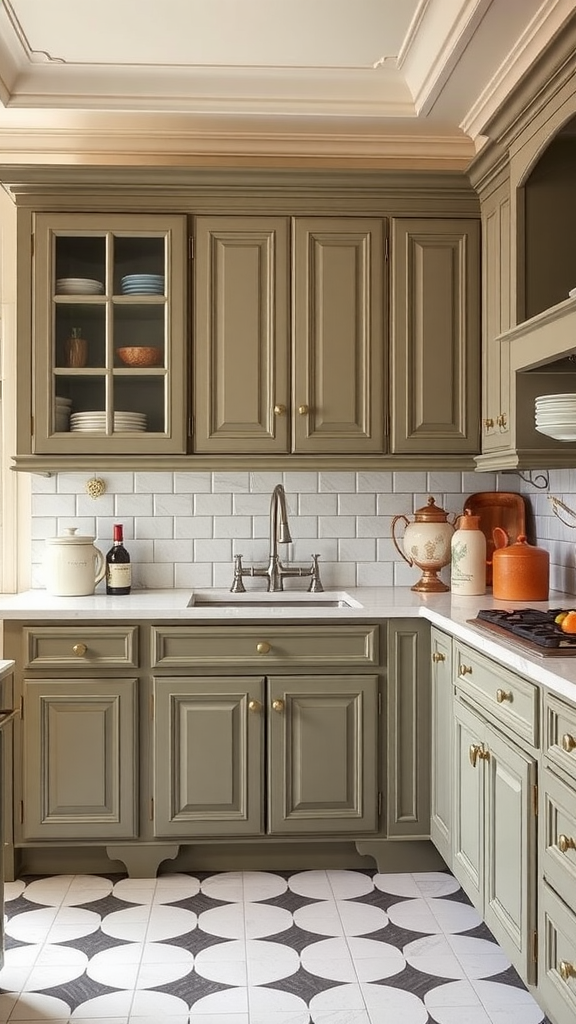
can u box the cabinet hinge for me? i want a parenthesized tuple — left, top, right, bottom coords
(188, 236, 194, 259)
(19, 800, 23, 824)
(532, 929, 538, 963)
(532, 784, 538, 817)
(150, 798, 154, 822)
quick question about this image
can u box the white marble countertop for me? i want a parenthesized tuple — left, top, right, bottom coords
(0, 586, 575, 699)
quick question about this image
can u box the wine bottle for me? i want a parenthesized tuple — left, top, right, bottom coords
(106, 524, 132, 595)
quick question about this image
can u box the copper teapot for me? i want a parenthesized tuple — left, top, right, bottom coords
(392, 497, 455, 592)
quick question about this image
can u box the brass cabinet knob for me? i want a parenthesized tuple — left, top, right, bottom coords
(298, 404, 309, 415)
(496, 688, 512, 703)
(469, 743, 489, 767)
(561, 733, 576, 753)
(559, 960, 576, 981)
(273, 404, 286, 416)
(483, 418, 494, 429)
(497, 413, 508, 428)
(72, 643, 87, 657)
(256, 641, 271, 655)
(459, 664, 472, 676)
(558, 834, 576, 853)
(248, 700, 262, 713)
(272, 699, 284, 713)
(432, 651, 446, 663)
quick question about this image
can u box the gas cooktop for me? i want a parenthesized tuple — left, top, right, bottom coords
(467, 607, 576, 657)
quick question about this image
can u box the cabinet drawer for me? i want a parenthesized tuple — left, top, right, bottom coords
(541, 767, 576, 911)
(453, 641, 538, 746)
(23, 627, 139, 669)
(539, 881, 576, 1024)
(544, 692, 576, 780)
(151, 624, 378, 668)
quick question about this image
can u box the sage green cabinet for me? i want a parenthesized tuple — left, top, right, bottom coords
(453, 673, 537, 984)
(390, 217, 480, 455)
(429, 626, 453, 864)
(153, 672, 379, 838)
(20, 677, 138, 841)
(24, 212, 188, 457)
(194, 215, 386, 455)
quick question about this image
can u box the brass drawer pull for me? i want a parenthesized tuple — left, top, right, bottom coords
(558, 834, 576, 854)
(561, 733, 576, 753)
(559, 960, 576, 981)
(256, 641, 271, 655)
(272, 699, 284, 713)
(496, 688, 512, 703)
(432, 652, 445, 663)
(248, 700, 262, 713)
(483, 417, 494, 429)
(459, 664, 473, 676)
(72, 643, 87, 657)
(469, 743, 489, 767)
(496, 413, 507, 428)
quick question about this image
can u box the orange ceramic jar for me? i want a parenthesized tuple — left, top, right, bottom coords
(491, 534, 549, 601)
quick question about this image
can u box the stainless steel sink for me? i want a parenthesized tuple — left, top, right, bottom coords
(187, 590, 362, 609)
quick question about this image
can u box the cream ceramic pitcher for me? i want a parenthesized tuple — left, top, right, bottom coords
(44, 527, 106, 596)
(391, 496, 455, 592)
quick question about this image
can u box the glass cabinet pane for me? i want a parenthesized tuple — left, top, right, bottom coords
(32, 213, 186, 455)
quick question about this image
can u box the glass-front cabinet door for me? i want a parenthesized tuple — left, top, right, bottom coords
(32, 213, 187, 454)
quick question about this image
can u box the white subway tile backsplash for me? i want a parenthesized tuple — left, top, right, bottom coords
(28, 468, 576, 596)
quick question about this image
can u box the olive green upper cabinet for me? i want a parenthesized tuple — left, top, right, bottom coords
(390, 218, 481, 455)
(193, 215, 386, 454)
(30, 213, 188, 455)
(479, 178, 512, 455)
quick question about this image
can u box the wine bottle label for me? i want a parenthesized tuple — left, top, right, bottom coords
(107, 564, 132, 587)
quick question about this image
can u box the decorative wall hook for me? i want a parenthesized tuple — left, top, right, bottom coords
(85, 476, 106, 499)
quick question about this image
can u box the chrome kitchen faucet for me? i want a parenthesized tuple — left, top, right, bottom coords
(230, 484, 323, 593)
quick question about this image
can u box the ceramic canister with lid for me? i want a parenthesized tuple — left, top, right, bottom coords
(44, 527, 106, 596)
(491, 534, 550, 601)
(450, 509, 486, 596)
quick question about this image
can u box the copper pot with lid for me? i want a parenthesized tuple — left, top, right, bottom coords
(491, 534, 549, 601)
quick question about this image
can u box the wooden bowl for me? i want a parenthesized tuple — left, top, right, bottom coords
(117, 346, 163, 367)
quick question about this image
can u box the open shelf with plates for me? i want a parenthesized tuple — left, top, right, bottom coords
(29, 213, 187, 456)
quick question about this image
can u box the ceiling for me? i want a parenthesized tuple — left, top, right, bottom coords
(0, 0, 572, 169)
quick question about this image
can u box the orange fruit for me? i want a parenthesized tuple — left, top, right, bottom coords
(560, 610, 576, 634)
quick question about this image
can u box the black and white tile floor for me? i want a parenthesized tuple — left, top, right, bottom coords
(0, 869, 552, 1023)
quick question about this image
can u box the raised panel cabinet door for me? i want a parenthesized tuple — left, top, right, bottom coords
(267, 675, 379, 834)
(153, 676, 264, 837)
(481, 180, 512, 453)
(430, 627, 453, 863)
(386, 619, 431, 838)
(390, 217, 481, 454)
(292, 217, 386, 453)
(452, 699, 485, 913)
(483, 723, 537, 984)
(21, 678, 138, 841)
(193, 216, 290, 453)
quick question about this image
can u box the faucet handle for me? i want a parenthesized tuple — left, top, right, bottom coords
(308, 553, 324, 593)
(230, 554, 247, 593)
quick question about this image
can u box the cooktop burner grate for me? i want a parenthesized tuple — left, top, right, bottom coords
(467, 607, 576, 655)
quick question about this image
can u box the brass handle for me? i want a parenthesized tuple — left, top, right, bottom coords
(469, 743, 489, 767)
(459, 664, 473, 676)
(248, 700, 262, 713)
(497, 413, 507, 428)
(558, 834, 576, 853)
(562, 733, 576, 753)
(432, 652, 446, 663)
(559, 960, 576, 981)
(298, 404, 309, 415)
(272, 699, 284, 713)
(273, 404, 286, 416)
(72, 643, 87, 657)
(483, 418, 494, 429)
(256, 641, 271, 655)
(496, 688, 512, 703)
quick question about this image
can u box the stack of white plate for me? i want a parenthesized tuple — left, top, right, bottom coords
(70, 410, 147, 432)
(56, 278, 104, 295)
(535, 393, 576, 441)
(121, 274, 164, 295)
(55, 396, 72, 432)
